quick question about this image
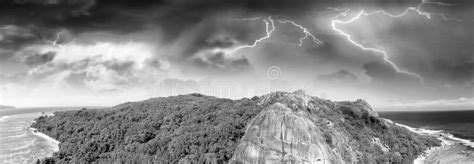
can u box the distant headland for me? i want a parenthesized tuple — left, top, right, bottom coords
(0, 105, 15, 109)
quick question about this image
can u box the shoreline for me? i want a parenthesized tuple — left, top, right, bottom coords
(384, 119, 474, 163)
(395, 122, 474, 149)
(6, 112, 472, 162)
(0, 112, 61, 162)
(29, 127, 60, 152)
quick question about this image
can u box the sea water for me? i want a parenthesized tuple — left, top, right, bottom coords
(0, 107, 78, 163)
(380, 110, 474, 143)
(380, 110, 474, 162)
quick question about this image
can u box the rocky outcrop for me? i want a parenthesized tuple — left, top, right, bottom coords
(231, 103, 345, 163)
(231, 91, 439, 163)
(31, 91, 438, 163)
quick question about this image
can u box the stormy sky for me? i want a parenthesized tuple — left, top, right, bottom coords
(0, 0, 472, 110)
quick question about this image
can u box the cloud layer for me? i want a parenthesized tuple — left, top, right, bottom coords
(0, 0, 472, 109)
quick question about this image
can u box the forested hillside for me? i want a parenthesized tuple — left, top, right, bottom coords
(32, 91, 440, 163)
(32, 94, 262, 163)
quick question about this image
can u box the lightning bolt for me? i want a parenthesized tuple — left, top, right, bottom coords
(331, 10, 425, 83)
(363, 0, 461, 21)
(223, 16, 325, 55)
(224, 16, 276, 54)
(277, 19, 323, 46)
(44, 31, 76, 47)
(327, 0, 460, 84)
(45, 32, 65, 47)
(216, 0, 458, 85)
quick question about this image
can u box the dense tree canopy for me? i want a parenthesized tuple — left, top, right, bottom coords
(32, 92, 440, 163)
(32, 94, 262, 163)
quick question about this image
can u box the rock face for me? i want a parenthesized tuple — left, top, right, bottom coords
(231, 91, 439, 163)
(231, 103, 343, 163)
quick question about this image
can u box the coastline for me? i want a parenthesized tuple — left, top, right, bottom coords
(4, 111, 471, 162)
(0, 112, 61, 163)
(384, 119, 474, 163)
(29, 128, 60, 152)
(28, 113, 60, 161)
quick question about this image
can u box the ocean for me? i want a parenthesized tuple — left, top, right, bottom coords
(0, 107, 80, 163)
(379, 110, 474, 142)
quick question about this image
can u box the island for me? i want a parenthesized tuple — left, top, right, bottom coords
(31, 91, 440, 163)
(0, 105, 15, 109)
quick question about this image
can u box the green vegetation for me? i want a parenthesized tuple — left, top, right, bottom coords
(32, 94, 262, 163)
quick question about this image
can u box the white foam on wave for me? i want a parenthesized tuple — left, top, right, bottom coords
(0, 115, 10, 122)
(0, 148, 32, 159)
(0, 112, 61, 163)
(395, 121, 474, 149)
(29, 128, 60, 152)
(443, 133, 474, 148)
(383, 119, 474, 163)
(0, 136, 36, 150)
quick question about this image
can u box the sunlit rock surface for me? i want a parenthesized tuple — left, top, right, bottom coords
(231, 91, 438, 163)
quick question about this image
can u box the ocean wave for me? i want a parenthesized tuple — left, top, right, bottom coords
(0, 112, 59, 163)
(0, 148, 31, 159)
(443, 133, 474, 148)
(0, 115, 10, 122)
(0, 139, 36, 153)
(29, 128, 60, 152)
(0, 132, 28, 139)
(384, 119, 474, 163)
(394, 121, 474, 149)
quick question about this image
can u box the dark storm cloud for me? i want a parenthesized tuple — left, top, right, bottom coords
(0, 25, 40, 51)
(0, 49, 15, 61)
(174, 18, 252, 59)
(0, 0, 433, 37)
(363, 61, 419, 85)
(364, 61, 396, 79)
(317, 70, 359, 83)
(0, 0, 323, 68)
(103, 60, 135, 75)
(349, 3, 474, 86)
(145, 58, 162, 69)
(24, 51, 56, 67)
(2, 0, 471, 61)
(2, 0, 471, 48)
(192, 52, 253, 75)
(433, 60, 474, 85)
(204, 36, 235, 49)
(1, 0, 473, 90)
